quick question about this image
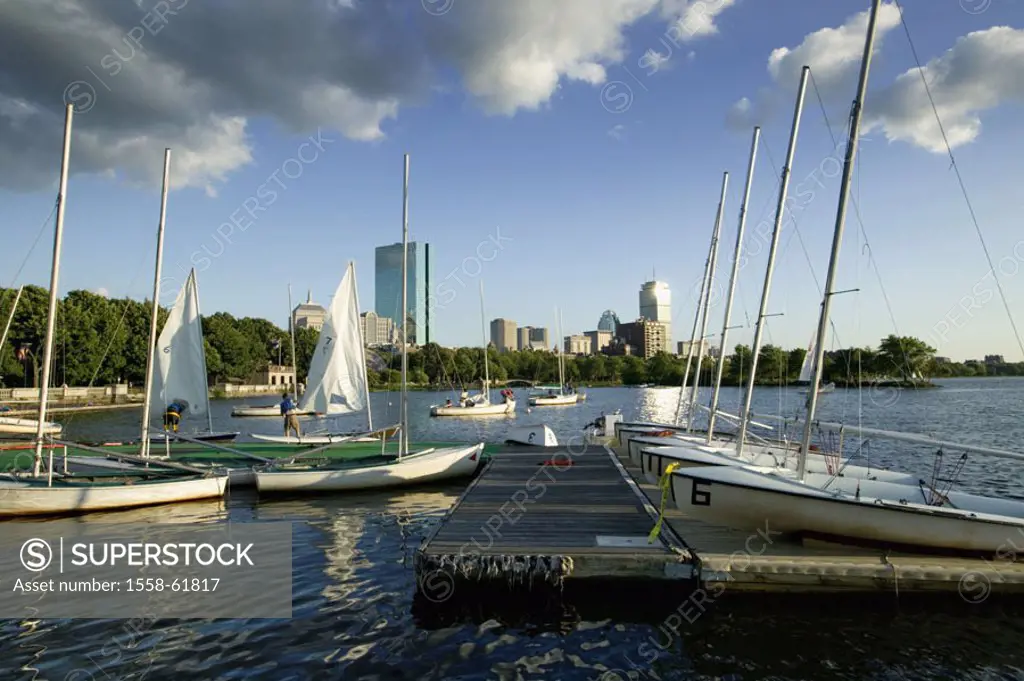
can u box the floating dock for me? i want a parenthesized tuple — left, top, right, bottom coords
(414, 438, 1024, 601)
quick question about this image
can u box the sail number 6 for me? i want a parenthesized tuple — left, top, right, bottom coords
(690, 480, 712, 506)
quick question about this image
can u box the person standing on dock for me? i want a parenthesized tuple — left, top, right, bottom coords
(163, 399, 188, 432)
(280, 391, 302, 437)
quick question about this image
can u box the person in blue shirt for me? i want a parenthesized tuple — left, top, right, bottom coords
(280, 392, 301, 437)
(163, 400, 188, 432)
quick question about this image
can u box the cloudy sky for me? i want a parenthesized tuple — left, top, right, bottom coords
(1, 0, 1022, 361)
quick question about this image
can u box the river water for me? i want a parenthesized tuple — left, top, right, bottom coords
(4, 378, 1024, 680)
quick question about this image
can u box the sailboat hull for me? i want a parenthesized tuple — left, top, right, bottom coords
(529, 394, 581, 406)
(0, 417, 62, 436)
(249, 425, 400, 445)
(640, 445, 918, 487)
(669, 465, 1024, 555)
(430, 401, 515, 416)
(0, 474, 228, 517)
(254, 444, 483, 493)
(232, 405, 316, 418)
(148, 431, 239, 443)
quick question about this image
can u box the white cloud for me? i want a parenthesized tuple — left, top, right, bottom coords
(658, 0, 738, 41)
(724, 3, 901, 127)
(866, 26, 1024, 152)
(608, 124, 627, 140)
(93, 287, 110, 297)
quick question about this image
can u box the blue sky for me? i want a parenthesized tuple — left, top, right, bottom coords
(2, 0, 1023, 361)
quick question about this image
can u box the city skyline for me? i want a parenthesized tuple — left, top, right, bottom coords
(2, 2, 1022, 362)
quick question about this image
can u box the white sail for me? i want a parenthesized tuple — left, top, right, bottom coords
(298, 262, 368, 415)
(797, 334, 815, 382)
(150, 270, 209, 420)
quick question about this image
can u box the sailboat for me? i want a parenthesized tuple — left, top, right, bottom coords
(529, 309, 584, 406)
(147, 269, 238, 443)
(250, 263, 399, 445)
(0, 133, 227, 517)
(0, 286, 63, 436)
(623, 66, 908, 486)
(430, 281, 515, 417)
(253, 154, 483, 494)
(667, 0, 1024, 555)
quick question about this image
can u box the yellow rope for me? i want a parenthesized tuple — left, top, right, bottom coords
(648, 461, 682, 543)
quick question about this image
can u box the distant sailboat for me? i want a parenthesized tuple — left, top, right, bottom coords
(0, 286, 63, 436)
(250, 262, 398, 445)
(149, 269, 239, 443)
(797, 334, 834, 394)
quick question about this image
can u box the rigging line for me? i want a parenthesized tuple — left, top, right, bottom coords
(2, 200, 58, 296)
(809, 68, 916, 383)
(893, 0, 1024, 360)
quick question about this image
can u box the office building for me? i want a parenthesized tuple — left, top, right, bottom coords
(516, 325, 549, 350)
(584, 330, 613, 355)
(677, 340, 714, 358)
(564, 334, 591, 355)
(490, 318, 517, 352)
(639, 281, 672, 353)
(618, 318, 669, 359)
(292, 290, 327, 331)
(375, 242, 431, 345)
(360, 311, 395, 347)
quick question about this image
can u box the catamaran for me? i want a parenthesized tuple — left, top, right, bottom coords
(667, 0, 1024, 555)
(1, 135, 228, 517)
(147, 269, 239, 443)
(253, 155, 484, 494)
(249, 263, 399, 445)
(430, 281, 515, 417)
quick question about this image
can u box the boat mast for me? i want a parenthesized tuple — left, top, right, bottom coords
(351, 261, 373, 431)
(686, 171, 728, 432)
(734, 66, 810, 456)
(139, 148, 171, 459)
(555, 307, 565, 392)
(399, 153, 410, 458)
(707, 128, 760, 443)
(0, 286, 24, 357)
(192, 269, 214, 434)
(479, 280, 490, 399)
(675, 211, 717, 424)
(798, 0, 881, 480)
(32, 104, 73, 478)
(288, 283, 299, 396)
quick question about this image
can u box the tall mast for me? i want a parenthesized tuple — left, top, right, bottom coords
(687, 171, 728, 432)
(0, 286, 24, 356)
(351, 261, 373, 431)
(707, 127, 760, 443)
(192, 269, 213, 434)
(399, 153, 410, 457)
(288, 283, 298, 395)
(798, 0, 881, 479)
(139, 148, 171, 459)
(32, 104, 73, 477)
(675, 213, 716, 424)
(555, 308, 565, 391)
(479, 280, 490, 397)
(735, 66, 810, 456)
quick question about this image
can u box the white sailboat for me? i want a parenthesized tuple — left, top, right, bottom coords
(1, 137, 228, 517)
(796, 335, 835, 394)
(254, 154, 484, 494)
(430, 281, 515, 417)
(148, 269, 238, 443)
(0, 286, 63, 436)
(250, 262, 398, 445)
(667, 0, 1024, 555)
(529, 308, 584, 406)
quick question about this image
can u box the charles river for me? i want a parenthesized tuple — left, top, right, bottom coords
(4, 378, 1024, 680)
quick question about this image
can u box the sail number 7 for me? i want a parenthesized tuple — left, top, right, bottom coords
(690, 480, 712, 506)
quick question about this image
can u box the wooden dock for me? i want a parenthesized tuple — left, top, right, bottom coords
(414, 437, 1024, 602)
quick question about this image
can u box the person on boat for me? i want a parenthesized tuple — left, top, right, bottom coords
(280, 391, 302, 437)
(460, 390, 469, 407)
(445, 398, 453, 408)
(163, 400, 188, 432)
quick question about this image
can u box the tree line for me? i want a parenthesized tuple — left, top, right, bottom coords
(1, 286, 1019, 390)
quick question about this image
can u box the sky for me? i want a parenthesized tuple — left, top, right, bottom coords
(1, 0, 1023, 362)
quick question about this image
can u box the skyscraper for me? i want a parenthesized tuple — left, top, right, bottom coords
(375, 241, 431, 345)
(639, 281, 672, 353)
(597, 310, 620, 334)
(490, 318, 517, 352)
